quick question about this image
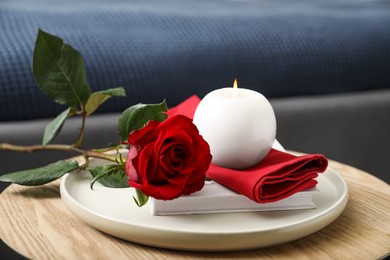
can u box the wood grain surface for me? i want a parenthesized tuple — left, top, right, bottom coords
(1, 157, 389, 259)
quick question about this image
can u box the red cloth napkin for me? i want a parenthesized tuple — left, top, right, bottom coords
(207, 150, 327, 203)
(168, 96, 328, 203)
(167, 95, 201, 120)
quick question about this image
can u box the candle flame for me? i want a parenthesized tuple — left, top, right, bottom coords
(232, 79, 238, 97)
(233, 79, 238, 89)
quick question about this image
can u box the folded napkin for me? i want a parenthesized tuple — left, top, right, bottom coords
(168, 96, 328, 203)
(207, 150, 327, 203)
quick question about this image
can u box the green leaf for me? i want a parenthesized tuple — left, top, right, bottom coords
(85, 87, 126, 116)
(88, 165, 129, 189)
(42, 107, 71, 145)
(32, 29, 92, 107)
(0, 160, 79, 186)
(133, 189, 149, 207)
(118, 100, 168, 141)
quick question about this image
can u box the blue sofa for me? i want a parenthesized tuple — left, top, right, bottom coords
(1, 0, 390, 187)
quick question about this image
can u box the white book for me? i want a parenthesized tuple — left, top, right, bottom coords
(150, 181, 317, 216)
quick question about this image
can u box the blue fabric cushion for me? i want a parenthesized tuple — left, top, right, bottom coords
(1, 0, 390, 120)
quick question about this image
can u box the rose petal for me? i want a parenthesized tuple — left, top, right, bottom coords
(156, 129, 196, 173)
(128, 120, 159, 145)
(142, 178, 186, 200)
(126, 145, 140, 183)
(158, 115, 194, 132)
(138, 143, 159, 182)
(183, 174, 205, 195)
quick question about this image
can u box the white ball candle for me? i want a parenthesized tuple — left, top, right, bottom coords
(193, 80, 276, 169)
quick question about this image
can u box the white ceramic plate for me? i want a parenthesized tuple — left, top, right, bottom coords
(60, 164, 348, 251)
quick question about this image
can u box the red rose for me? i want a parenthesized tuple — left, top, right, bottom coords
(126, 115, 212, 200)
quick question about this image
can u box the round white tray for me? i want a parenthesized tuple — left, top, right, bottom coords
(60, 165, 348, 251)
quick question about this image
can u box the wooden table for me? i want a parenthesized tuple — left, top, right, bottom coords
(1, 157, 389, 259)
